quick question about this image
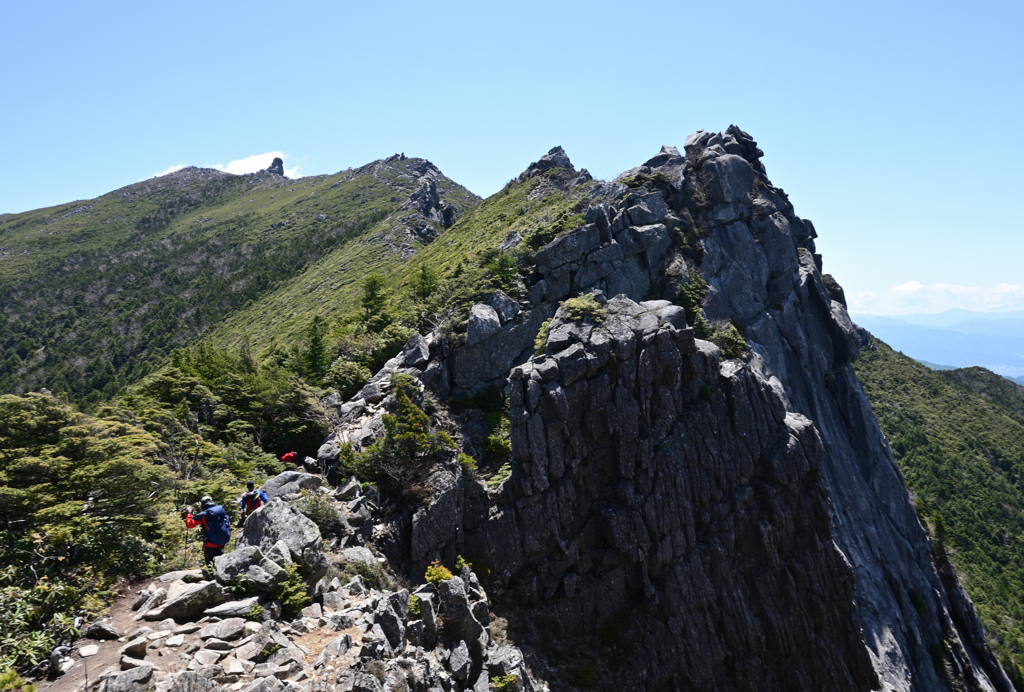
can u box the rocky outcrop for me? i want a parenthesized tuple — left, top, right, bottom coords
(398, 130, 1011, 690)
(681, 126, 1011, 691)
(450, 296, 874, 689)
(265, 158, 284, 177)
(144, 580, 231, 622)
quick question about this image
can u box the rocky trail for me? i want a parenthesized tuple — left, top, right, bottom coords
(41, 471, 542, 692)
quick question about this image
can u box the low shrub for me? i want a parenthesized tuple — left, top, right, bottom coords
(534, 318, 552, 355)
(246, 602, 264, 621)
(0, 670, 37, 692)
(297, 489, 348, 537)
(484, 413, 512, 464)
(270, 563, 310, 614)
(408, 594, 422, 618)
(425, 560, 453, 584)
(357, 388, 455, 491)
(486, 463, 512, 488)
(620, 171, 670, 189)
(336, 558, 392, 592)
(708, 321, 746, 360)
(458, 453, 478, 472)
(491, 674, 518, 692)
(561, 294, 605, 323)
(325, 359, 372, 399)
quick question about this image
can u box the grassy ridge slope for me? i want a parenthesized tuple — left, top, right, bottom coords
(854, 339, 1024, 679)
(208, 164, 608, 354)
(0, 158, 478, 404)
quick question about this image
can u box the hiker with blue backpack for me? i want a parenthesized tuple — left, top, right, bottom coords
(183, 495, 231, 566)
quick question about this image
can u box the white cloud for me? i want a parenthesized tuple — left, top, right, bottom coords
(849, 281, 1024, 314)
(153, 163, 187, 177)
(208, 151, 300, 178)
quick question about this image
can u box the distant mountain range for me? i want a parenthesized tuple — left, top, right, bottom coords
(852, 310, 1024, 383)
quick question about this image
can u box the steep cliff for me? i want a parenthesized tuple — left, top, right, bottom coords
(330, 131, 1011, 690)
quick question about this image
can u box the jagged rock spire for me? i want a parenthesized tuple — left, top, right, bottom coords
(266, 157, 285, 176)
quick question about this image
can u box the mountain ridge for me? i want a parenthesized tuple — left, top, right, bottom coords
(1, 130, 1018, 689)
(0, 155, 479, 402)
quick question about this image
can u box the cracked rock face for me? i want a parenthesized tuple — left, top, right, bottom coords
(460, 297, 877, 690)
(405, 128, 1011, 690)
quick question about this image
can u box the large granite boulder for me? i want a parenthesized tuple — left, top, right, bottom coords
(260, 471, 322, 500)
(213, 546, 287, 591)
(239, 501, 329, 581)
(144, 580, 230, 622)
(97, 664, 154, 692)
(467, 304, 501, 346)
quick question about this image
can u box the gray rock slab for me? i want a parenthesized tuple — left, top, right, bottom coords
(213, 546, 286, 591)
(204, 596, 261, 618)
(145, 581, 231, 622)
(99, 664, 154, 692)
(200, 617, 246, 641)
(259, 472, 322, 500)
(467, 304, 501, 346)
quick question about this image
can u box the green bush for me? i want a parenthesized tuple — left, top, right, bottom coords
(0, 669, 37, 692)
(708, 321, 747, 360)
(336, 557, 393, 592)
(297, 489, 348, 537)
(246, 603, 264, 621)
(270, 563, 310, 614)
(491, 674, 518, 692)
(534, 319, 552, 355)
(389, 372, 418, 396)
(525, 209, 585, 250)
(674, 272, 713, 337)
(408, 594, 422, 618)
(325, 359, 372, 399)
(358, 388, 454, 487)
(458, 453, 478, 472)
(484, 413, 513, 464)
(410, 265, 440, 300)
(484, 252, 519, 292)
(425, 560, 453, 584)
(619, 171, 670, 189)
(561, 294, 605, 323)
(486, 463, 512, 488)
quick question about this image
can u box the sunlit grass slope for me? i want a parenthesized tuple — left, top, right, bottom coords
(854, 339, 1024, 681)
(0, 157, 477, 403)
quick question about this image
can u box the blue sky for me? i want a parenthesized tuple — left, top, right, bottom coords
(2, 0, 1021, 315)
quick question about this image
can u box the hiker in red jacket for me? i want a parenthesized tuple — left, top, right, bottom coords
(183, 496, 231, 566)
(281, 451, 297, 464)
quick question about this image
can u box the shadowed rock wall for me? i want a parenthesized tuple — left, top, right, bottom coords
(464, 296, 878, 690)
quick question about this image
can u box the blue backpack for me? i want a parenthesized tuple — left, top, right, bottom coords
(201, 505, 231, 546)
